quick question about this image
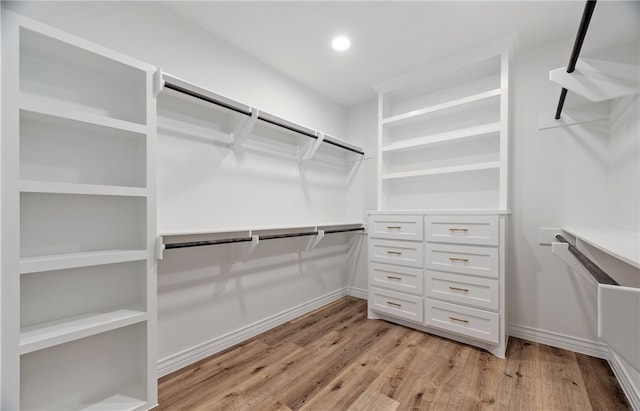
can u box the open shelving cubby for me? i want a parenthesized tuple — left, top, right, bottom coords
(374, 38, 512, 212)
(2, 11, 157, 410)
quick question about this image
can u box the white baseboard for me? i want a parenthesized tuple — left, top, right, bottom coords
(608, 348, 640, 411)
(508, 323, 609, 359)
(157, 287, 349, 377)
(346, 286, 367, 299)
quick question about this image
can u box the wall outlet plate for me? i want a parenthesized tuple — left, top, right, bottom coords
(539, 227, 562, 245)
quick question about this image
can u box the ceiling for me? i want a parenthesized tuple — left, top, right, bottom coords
(162, 1, 640, 108)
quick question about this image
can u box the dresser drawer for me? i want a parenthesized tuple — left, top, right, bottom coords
(370, 263, 423, 295)
(369, 287, 423, 323)
(424, 298, 499, 344)
(425, 271, 499, 310)
(370, 239, 423, 268)
(425, 215, 498, 246)
(369, 215, 423, 241)
(425, 244, 498, 278)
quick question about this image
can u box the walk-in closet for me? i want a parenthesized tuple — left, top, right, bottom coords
(1, 1, 639, 410)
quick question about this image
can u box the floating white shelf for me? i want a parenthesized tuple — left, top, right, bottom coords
(381, 88, 501, 127)
(20, 96, 147, 135)
(382, 161, 501, 181)
(20, 249, 148, 274)
(78, 394, 146, 411)
(19, 309, 147, 355)
(562, 227, 640, 269)
(382, 122, 500, 153)
(160, 221, 364, 237)
(20, 180, 147, 197)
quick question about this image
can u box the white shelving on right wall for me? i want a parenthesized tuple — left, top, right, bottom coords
(374, 36, 514, 212)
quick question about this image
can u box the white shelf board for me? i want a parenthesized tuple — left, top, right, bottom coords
(382, 122, 500, 153)
(19, 309, 147, 355)
(381, 88, 501, 127)
(160, 221, 364, 237)
(20, 96, 147, 134)
(367, 209, 511, 215)
(20, 180, 147, 197)
(562, 227, 640, 269)
(78, 394, 146, 411)
(382, 161, 500, 181)
(20, 249, 148, 274)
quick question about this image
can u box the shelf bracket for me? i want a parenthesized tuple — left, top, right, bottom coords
(300, 132, 325, 162)
(304, 229, 325, 251)
(235, 234, 259, 263)
(154, 67, 164, 97)
(155, 237, 166, 260)
(232, 107, 259, 149)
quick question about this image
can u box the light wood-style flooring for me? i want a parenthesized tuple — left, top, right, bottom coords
(158, 296, 629, 410)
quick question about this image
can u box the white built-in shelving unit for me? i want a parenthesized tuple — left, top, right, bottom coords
(2, 11, 157, 410)
(367, 36, 515, 358)
(373, 36, 514, 212)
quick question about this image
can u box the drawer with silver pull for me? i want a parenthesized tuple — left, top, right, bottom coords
(425, 215, 498, 245)
(370, 263, 423, 295)
(424, 298, 499, 344)
(369, 215, 423, 241)
(370, 239, 423, 268)
(425, 243, 498, 278)
(369, 287, 423, 323)
(425, 270, 499, 310)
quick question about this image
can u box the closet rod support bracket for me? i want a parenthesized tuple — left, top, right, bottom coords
(155, 237, 166, 260)
(235, 234, 259, 263)
(232, 107, 259, 149)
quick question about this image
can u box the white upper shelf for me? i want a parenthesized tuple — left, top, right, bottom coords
(549, 42, 639, 103)
(382, 122, 500, 153)
(381, 88, 501, 128)
(382, 161, 500, 181)
(562, 227, 640, 269)
(20, 180, 147, 197)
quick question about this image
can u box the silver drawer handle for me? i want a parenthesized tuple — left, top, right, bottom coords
(386, 226, 402, 230)
(387, 301, 402, 307)
(448, 228, 469, 232)
(449, 316, 469, 324)
(449, 257, 469, 263)
(387, 251, 402, 255)
(387, 275, 402, 280)
(449, 286, 469, 292)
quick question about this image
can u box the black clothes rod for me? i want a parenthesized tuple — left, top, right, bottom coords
(164, 227, 365, 250)
(163, 81, 365, 156)
(555, 0, 597, 120)
(555, 235, 619, 286)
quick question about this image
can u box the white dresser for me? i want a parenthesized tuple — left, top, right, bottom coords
(367, 212, 508, 358)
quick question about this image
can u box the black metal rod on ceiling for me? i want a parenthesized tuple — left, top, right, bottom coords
(555, 235, 619, 286)
(554, 0, 597, 120)
(164, 227, 365, 250)
(163, 81, 365, 156)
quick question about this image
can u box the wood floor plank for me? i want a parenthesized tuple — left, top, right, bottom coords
(348, 390, 399, 411)
(576, 353, 631, 410)
(157, 297, 631, 411)
(540, 343, 592, 411)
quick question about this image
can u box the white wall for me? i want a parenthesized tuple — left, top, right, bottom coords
(1, 1, 369, 375)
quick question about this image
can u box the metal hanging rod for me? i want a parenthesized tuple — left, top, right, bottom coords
(555, 0, 597, 120)
(164, 227, 365, 250)
(555, 235, 619, 286)
(163, 80, 365, 156)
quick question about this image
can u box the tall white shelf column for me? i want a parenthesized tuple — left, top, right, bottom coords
(1, 11, 157, 410)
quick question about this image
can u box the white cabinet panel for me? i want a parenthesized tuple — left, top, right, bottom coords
(424, 298, 499, 344)
(425, 270, 499, 311)
(425, 215, 498, 245)
(370, 263, 423, 295)
(369, 287, 423, 323)
(425, 243, 498, 278)
(370, 239, 423, 268)
(369, 215, 423, 241)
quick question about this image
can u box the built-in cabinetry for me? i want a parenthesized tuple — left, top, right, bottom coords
(1, 12, 157, 410)
(368, 212, 508, 357)
(368, 36, 514, 357)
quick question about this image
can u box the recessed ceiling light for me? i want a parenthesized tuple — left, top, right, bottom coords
(332, 36, 351, 52)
